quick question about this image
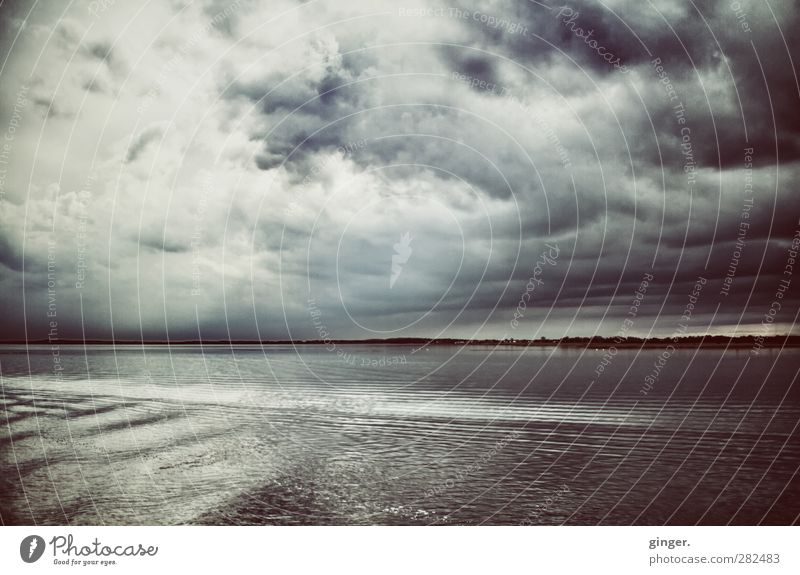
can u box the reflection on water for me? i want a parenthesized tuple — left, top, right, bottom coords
(1, 344, 799, 525)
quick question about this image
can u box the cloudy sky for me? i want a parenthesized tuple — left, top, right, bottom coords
(0, 0, 798, 341)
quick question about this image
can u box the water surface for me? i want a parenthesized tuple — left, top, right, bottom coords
(1, 344, 798, 525)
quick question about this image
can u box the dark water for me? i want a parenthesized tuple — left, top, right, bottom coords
(1, 344, 799, 525)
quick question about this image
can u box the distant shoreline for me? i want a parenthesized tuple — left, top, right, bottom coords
(2, 335, 798, 349)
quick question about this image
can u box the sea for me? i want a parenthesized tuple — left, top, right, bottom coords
(1, 344, 798, 525)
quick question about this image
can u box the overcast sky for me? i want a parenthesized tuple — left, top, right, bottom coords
(0, 0, 798, 341)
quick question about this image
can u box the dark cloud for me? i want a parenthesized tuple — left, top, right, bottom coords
(125, 124, 165, 163)
(138, 235, 190, 254)
(0, 233, 24, 272)
(85, 40, 112, 61)
(439, 47, 499, 86)
(0, 0, 798, 342)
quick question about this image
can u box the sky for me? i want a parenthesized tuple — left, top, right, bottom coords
(0, 0, 798, 342)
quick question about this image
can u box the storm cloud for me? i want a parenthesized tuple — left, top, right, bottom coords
(0, 0, 798, 342)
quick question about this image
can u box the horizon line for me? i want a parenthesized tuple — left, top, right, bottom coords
(2, 334, 797, 346)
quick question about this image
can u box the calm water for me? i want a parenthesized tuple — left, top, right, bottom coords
(1, 344, 799, 525)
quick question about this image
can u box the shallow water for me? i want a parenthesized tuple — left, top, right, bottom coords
(1, 344, 799, 525)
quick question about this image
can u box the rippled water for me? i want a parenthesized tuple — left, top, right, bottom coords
(1, 344, 799, 525)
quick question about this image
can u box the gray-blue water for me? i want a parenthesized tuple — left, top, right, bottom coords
(1, 344, 799, 525)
